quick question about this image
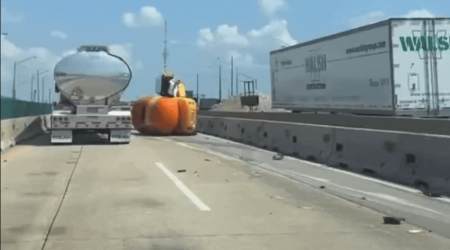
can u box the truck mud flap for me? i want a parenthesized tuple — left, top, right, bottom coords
(110, 130, 131, 143)
(51, 130, 73, 144)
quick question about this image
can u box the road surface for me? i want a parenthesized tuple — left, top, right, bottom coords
(2, 132, 449, 250)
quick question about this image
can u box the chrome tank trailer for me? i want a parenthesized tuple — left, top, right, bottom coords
(54, 45, 132, 105)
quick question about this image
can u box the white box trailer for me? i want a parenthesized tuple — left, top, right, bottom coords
(270, 18, 450, 117)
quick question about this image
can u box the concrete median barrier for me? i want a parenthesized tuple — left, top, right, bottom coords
(1, 115, 51, 152)
(198, 116, 450, 196)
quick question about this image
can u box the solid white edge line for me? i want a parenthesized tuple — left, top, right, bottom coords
(155, 162, 211, 211)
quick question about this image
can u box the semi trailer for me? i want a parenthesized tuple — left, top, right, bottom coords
(51, 45, 133, 144)
(270, 18, 450, 117)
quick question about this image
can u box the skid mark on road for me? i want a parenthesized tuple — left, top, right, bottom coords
(155, 162, 210, 211)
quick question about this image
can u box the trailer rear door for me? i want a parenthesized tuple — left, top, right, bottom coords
(392, 18, 450, 117)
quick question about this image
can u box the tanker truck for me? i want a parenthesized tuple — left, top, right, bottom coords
(51, 45, 133, 144)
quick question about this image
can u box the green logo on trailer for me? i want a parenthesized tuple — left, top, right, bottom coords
(400, 35, 450, 52)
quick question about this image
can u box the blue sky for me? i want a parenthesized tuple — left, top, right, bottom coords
(1, 0, 449, 102)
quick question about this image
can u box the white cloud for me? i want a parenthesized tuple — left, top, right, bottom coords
(197, 28, 214, 47)
(404, 9, 435, 18)
(350, 11, 386, 28)
(61, 49, 77, 58)
(1, 7, 25, 23)
(197, 25, 249, 48)
(123, 6, 164, 28)
(259, 0, 287, 17)
(196, 20, 296, 69)
(195, 1, 296, 72)
(109, 43, 144, 72)
(217, 25, 249, 46)
(227, 50, 254, 67)
(51, 30, 68, 39)
(351, 9, 438, 28)
(109, 43, 134, 62)
(248, 19, 297, 47)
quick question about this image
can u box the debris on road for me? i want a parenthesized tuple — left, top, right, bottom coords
(204, 158, 210, 161)
(422, 191, 441, 198)
(408, 229, 426, 234)
(383, 217, 404, 225)
(320, 186, 325, 189)
(177, 169, 186, 173)
(194, 171, 198, 174)
(272, 153, 284, 160)
(362, 197, 366, 200)
(252, 171, 261, 177)
(276, 196, 284, 200)
(3, 160, 6, 162)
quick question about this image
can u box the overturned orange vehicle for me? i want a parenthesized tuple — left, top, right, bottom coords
(131, 72, 198, 136)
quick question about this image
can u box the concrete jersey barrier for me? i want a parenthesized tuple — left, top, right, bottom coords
(198, 116, 450, 197)
(1, 115, 51, 152)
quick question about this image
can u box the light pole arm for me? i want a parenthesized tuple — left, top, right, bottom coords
(18, 56, 37, 65)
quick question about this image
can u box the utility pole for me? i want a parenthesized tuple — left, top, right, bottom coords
(219, 65, 222, 101)
(36, 70, 49, 103)
(49, 88, 51, 103)
(30, 74, 35, 101)
(163, 20, 168, 72)
(12, 62, 17, 99)
(231, 57, 233, 96)
(37, 70, 40, 102)
(197, 73, 199, 100)
(236, 67, 239, 95)
(42, 77, 45, 103)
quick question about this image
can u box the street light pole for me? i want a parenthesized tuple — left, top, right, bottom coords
(219, 65, 222, 101)
(12, 62, 17, 99)
(36, 70, 49, 103)
(30, 74, 35, 101)
(13, 56, 37, 99)
(42, 77, 45, 103)
(231, 57, 233, 96)
(236, 67, 238, 95)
